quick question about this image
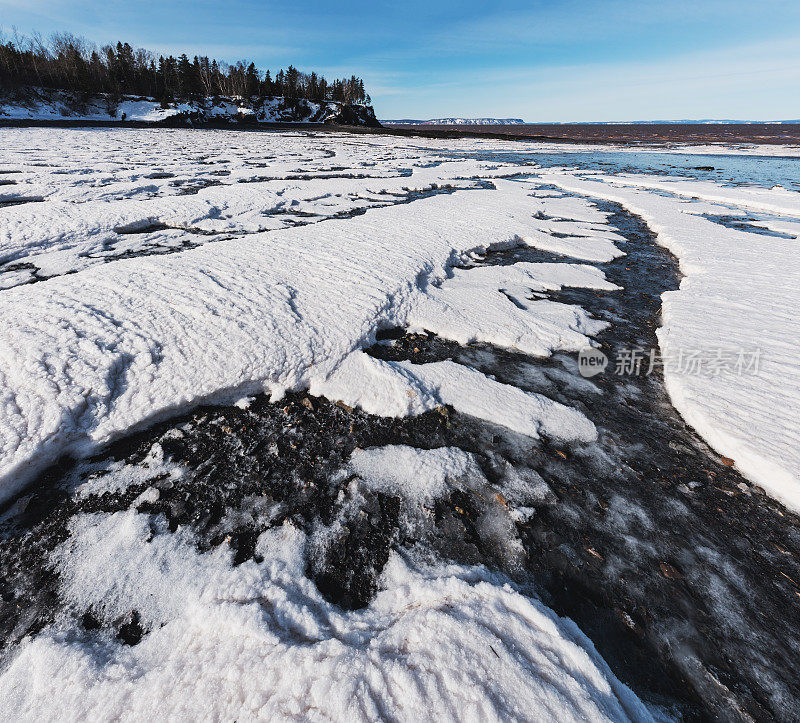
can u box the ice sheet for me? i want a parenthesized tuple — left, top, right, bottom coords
(408, 261, 617, 355)
(0, 184, 599, 503)
(311, 352, 597, 443)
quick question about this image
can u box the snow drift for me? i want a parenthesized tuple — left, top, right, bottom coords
(0, 184, 609, 504)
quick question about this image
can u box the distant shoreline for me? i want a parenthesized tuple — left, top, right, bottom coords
(382, 122, 800, 146)
(2, 118, 800, 146)
(0, 118, 620, 145)
(384, 119, 800, 126)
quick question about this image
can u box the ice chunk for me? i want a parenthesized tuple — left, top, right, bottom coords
(409, 262, 616, 356)
(348, 445, 485, 503)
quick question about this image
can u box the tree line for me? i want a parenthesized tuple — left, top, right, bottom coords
(0, 31, 372, 106)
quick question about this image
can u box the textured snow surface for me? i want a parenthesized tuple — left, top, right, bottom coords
(0, 511, 651, 722)
(0, 140, 534, 286)
(541, 172, 800, 510)
(512, 189, 628, 262)
(312, 352, 597, 442)
(0, 170, 608, 502)
(408, 261, 618, 355)
(1, 127, 796, 506)
(586, 173, 800, 218)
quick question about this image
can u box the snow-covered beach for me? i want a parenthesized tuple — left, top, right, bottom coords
(1, 126, 799, 720)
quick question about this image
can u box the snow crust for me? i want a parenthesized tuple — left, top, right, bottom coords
(584, 173, 800, 218)
(312, 352, 597, 443)
(484, 183, 626, 262)
(0, 510, 651, 722)
(2, 126, 797, 510)
(408, 261, 617, 355)
(0, 148, 532, 286)
(3, 127, 795, 509)
(521, 231, 625, 263)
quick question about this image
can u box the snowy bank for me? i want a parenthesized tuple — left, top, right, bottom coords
(541, 172, 800, 511)
(0, 88, 379, 126)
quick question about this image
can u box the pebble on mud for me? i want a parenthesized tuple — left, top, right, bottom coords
(659, 562, 684, 580)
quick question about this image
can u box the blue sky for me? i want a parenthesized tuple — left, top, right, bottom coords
(1, 0, 799, 120)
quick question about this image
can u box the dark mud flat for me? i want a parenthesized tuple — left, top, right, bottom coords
(1, 197, 799, 720)
(383, 123, 800, 146)
(371, 198, 800, 720)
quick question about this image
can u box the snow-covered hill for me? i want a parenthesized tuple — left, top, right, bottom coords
(0, 88, 380, 126)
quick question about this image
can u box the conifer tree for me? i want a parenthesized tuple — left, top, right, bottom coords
(245, 62, 259, 98)
(0, 30, 375, 110)
(261, 69, 272, 96)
